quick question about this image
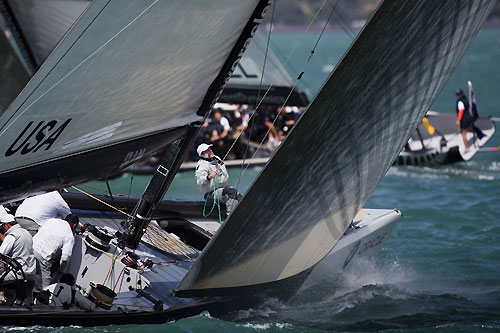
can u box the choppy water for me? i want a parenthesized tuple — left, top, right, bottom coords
(5, 29, 500, 332)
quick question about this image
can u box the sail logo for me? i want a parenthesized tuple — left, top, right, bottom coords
(119, 148, 146, 169)
(5, 119, 72, 157)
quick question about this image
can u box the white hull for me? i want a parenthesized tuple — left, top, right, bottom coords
(308, 209, 399, 283)
(191, 208, 400, 282)
(395, 113, 496, 166)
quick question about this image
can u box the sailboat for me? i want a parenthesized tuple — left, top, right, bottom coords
(0, 0, 495, 327)
(395, 112, 496, 166)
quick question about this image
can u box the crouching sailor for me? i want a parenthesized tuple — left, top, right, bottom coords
(0, 214, 36, 305)
(15, 189, 72, 236)
(195, 143, 242, 216)
(33, 214, 79, 292)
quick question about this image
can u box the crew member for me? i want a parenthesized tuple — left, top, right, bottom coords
(32, 214, 79, 292)
(15, 189, 72, 236)
(195, 143, 242, 215)
(0, 214, 36, 304)
(0, 206, 7, 220)
(455, 89, 474, 151)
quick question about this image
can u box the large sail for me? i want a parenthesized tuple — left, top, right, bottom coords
(1, 1, 307, 109)
(0, 20, 30, 114)
(0, 0, 268, 203)
(1, 0, 91, 70)
(176, 0, 495, 295)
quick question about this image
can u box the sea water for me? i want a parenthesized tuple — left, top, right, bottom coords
(5, 29, 500, 332)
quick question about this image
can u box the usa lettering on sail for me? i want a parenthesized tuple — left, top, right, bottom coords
(5, 119, 72, 156)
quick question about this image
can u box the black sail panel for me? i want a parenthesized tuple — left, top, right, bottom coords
(176, 0, 495, 295)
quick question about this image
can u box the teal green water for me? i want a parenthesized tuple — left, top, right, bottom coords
(7, 29, 500, 332)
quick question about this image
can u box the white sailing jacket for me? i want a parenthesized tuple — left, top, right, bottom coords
(195, 156, 229, 195)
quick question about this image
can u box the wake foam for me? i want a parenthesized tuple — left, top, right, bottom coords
(390, 160, 500, 181)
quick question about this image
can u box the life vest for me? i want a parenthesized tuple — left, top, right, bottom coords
(456, 96, 470, 117)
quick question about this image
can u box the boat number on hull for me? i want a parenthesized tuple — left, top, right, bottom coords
(358, 232, 388, 255)
(5, 119, 72, 157)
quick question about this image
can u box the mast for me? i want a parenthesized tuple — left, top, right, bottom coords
(118, 0, 270, 249)
(118, 124, 199, 249)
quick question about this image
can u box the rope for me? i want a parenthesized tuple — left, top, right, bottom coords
(240, 1, 337, 175)
(71, 186, 134, 219)
(234, 0, 276, 199)
(78, 183, 127, 196)
(103, 247, 125, 287)
(202, 169, 222, 223)
(221, 0, 330, 162)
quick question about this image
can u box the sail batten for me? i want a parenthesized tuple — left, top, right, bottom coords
(176, 0, 495, 295)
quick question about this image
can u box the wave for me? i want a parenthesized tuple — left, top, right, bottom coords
(224, 258, 500, 331)
(389, 160, 500, 181)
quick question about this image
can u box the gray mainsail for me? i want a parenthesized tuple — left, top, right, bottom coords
(176, 0, 495, 295)
(1, 0, 91, 70)
(0, 0, 267, 203)
(1, 0, 308, 109)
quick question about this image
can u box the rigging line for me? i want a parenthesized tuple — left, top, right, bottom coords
(0, 0, 160, 136)
(202, 166, 222, 222)
(0, 0, 112, 135)
(105, 178, 117, 209)
(314, 2, 337, 53)
(78, 183, 126, 196)
(235, 0, 276, 196)
(241, 2, 338, 175)
(267, 36, 311, 88)
(126, 165, 136, 213)
(327, 0, 356, 41)
(333, 10, 356, 41)
(71, 185, 134, 219)
(221, 0, 330, 162)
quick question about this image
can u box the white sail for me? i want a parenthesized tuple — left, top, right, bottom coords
(176, 0, 495, 295)
(0, 0, 266, 203)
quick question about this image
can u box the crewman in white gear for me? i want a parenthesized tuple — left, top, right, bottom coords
(32, 214, 79, 292)
(195, 143, 242, 215)
(15, 189, 72, 236)
(0, 214, 36, 304)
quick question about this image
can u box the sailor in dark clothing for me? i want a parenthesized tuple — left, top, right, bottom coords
(470, 90, 486, 140)
(455, 89, 474, 150)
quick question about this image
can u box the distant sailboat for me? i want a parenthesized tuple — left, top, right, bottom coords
(395, 111, 495, 166)
(0, 0, 495, 327)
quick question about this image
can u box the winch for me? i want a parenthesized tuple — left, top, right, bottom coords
(121, 251, 140, 269)
(84, 225, 114, 252)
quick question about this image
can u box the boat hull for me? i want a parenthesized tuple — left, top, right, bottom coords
(394, 114, 495, 166)
(306, 209, 400, 284)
